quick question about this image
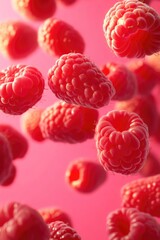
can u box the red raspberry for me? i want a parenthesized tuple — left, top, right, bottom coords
(48, 53, 115, 109)
(0, 21, 37, 59)
(139, 0, 152, 4)
(107, 208, 160, 240)
(1, 165, 17, 186)
(101, 62, 137, 101)
(38, 18, 85, 57)
(65, 158, 107, 192)
(115, 94, 159, 136)
(21, 109, 45, 142)
(48, 220, 81, 240)
(39, 101, 99, 143)
(121, 174, 160, 217)
(0, 65, 45, 115)
(140, 152, 160, 177)
(103, 0, 160, 58)
(56, 0, 77, 6)
(12, 0, 56, 21)
(95, 110, 149, 175)
(0, 202, 49, 240)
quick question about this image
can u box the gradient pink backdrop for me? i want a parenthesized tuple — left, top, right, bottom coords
(0, 0, 160, 239)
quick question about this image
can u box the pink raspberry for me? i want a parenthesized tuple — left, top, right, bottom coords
(95, 110, 149, 175)
(12, 0, 56, 21)
(107, 208, 160, 240)
(0, 202, 49, 240)
(38, 18, 85, 57)
(1, 165, 17, 187)
(39, 101, 99, 143)
(0, 65, 45, 115)
(121, 174, 160, 217)
(56, 0, 77, 6)
(140, 152, 160, 177)
(101, 62, 137, 101)
(48, 220, 81, 240)
(65, 158, 107, 192)
(0, 21, 37, 59)
(48, 53, 115, 109)
(103, 0, 160, 58)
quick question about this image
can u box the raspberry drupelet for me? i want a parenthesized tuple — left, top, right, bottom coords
(103, 0, 160, 58)
(48, 53, 115, 109)
(95, 110, 149, 175)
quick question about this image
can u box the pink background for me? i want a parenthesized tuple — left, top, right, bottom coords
(0, 0, 160, 239)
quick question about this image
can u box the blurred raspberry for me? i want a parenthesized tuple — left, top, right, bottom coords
(38, 18, 85, 57)
(103, 0, 160, 58)
(1, 165, 17, 187)
(39, 101, 99, 143)
(48, 53, 115, 109)
(139, 152, 160, 177)
(95, 110, 149, 175)
(12, 0, 56, 21)
(107, 208, 160, 240)
(0, 21, 37, 59)
(139, 0, 152, 4)
(56, 0, 77, 5)
(101, 62, 137, 101)
(65, 159, 107, 192)
(0, 65, 45, 115)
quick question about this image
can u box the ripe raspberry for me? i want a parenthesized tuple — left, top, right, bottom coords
(140, 152, 160, 177)
(39, 207, 72, 226)
(1, 165, 17, 186)
(139, 0, 152, 5)
(48, 220, 81, 240)
(48, 53, 115, 108)
(121, 174, 160, 217)
(101, 62, 137, 101)
(115, 94, 159, 136)
(0, 21, 37, 59)
(103, 0, 160, 58)
(95, 110, 149, 175)
(21, 109, 45, 142)
(39, 101, 99, 143)
(107, 208, 160, 240)
(56, 0, 77, 6)
(0, 202, 49, 240)
(65, 159, 107, 192)
(38, 18, 85, 57)
(12, 0, 56, 21)
(0, 65, 45, 115)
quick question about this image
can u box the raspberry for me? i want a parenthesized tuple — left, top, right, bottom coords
(0, 21, 37, 59)
(12, 0, 56, 21)
(48, 220, 81, 240)
(39, 101, 99, 143)
(48, 53, 115, 108)
(56, 0, 77, 5)
(0, 202, 49, 240)
(115, 94, 159, 136)
(140, 152, 160, 177)
(103, 0, 160, 58)
(38, 18, 85, 57)
(21, 109, 45, 142)
(0, 65, 45, 115)
(95, 110, 149, 175)
(121, 174, 160, 217)
(39, 207, 72, 226)
(1, 165, 17, 186)
(101, 62, 137, 101)
(107, 208, 160, 240)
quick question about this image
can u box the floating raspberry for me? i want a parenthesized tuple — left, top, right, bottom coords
(101, 62, 137, 101)
(48, 221, 81, 240)
(0, 65, 45, 115)
(103, 0, 160, 58)
(65, 159, 107, 192)
(48, 53, 115, 108)
(21, 109, 45, 142)
(121, 174, 160, 217)
(107, 208, 160, 240)
(38, 18, 85, 57)
(95, 110, 149, 175)
(0, 202, 49, 240)
(140, 152, 160, 177)
(0, 21, 37, 59)
(1, 165, 17, 186)
(12, 0, 56, 21)
(39, 101, 99, 143)
(56, 0, 77, 5)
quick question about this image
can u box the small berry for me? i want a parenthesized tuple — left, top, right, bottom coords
(1, 165, 17, 186)
(0, 65, 45, 115)
(38, 18, 85, 57)
(95, 110, 149, 175)
(39, 101, 99, 143)
(140, 152, 160, 177)
(48, 53, 115, 109)
(103, 0, 160, 58)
